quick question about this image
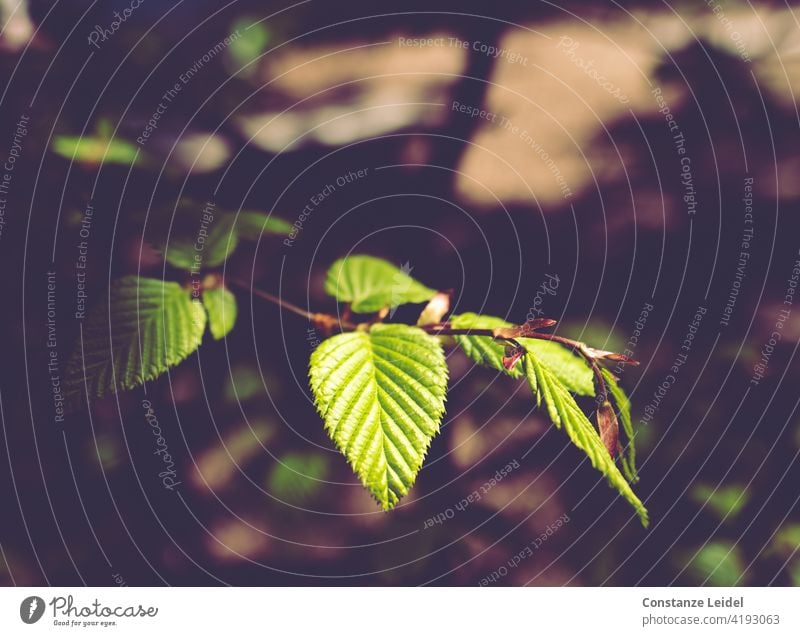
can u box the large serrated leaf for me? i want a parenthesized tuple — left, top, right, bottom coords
(65, 277, 206, 403)
(202, 286, 237, 340)
(524, 353, 649, 526)
(324, 255, 437, 313)
(309, 324, 448, 509)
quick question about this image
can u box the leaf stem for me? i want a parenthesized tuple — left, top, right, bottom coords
(228, 277, 357, 331)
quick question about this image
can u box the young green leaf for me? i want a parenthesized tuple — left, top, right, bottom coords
(602, 368, 638, 482)
(52, 134, 140, 166)
(65, 277, 206, 403)
(449, 313, 594, 394)
(233, 211, 292, 239)
(449, 313, 523, 379)
(151, 203, 290, 270)
(202, 286, 237, 340)
(523, 352, 649, 526)
(324, 255, 437, 313)
(309, 323, 448, 509)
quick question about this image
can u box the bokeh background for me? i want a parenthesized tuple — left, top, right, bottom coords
(1, 0, 799, 585)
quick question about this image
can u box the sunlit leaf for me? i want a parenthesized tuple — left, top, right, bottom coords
(524, 352, 648, 526)
(325, 255, 437, 313)
(202, 286, 237, 340)
(65, 276, 206, 403)
(309, 323, 447, 509)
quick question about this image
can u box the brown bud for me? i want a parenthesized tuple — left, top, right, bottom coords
(597, 401, 619, 458)
(502, 344, 525, 371)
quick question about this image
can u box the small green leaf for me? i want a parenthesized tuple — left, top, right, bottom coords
(65, 277, 206, 402)
(682, 541, 747, 586)
(602, 368, 638, 482)
(226, 18, 271, 77)
(519, 337, 594, 395)
(167, 215, 239, 269)
(450, 313, 594, 393)
(524, 352, 649, 526)
(151, 202, 291, 270)
(690, 483, 749, 521)
(202, 286, 237, 340)
(324, 255, 437, 313)
(52, 134, 139, 166)
(309, 324, 448, 509)
(234, 211, 292, 239)
(268, 452, 330, 504)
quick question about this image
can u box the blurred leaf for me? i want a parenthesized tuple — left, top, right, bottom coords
(226, 18, 271, 76)
(234, 211, 292, 239)
(561, 320, 625, 356)
(202, 286, 237, 340)
(523, 354, 648, 526)
(690, 483, 749, 521)
(89, 434, 121, 471)
(309, 324, 447, 510)
(682, 541, 747, 586)
(52, 122, 140, 167)
(163, 215, 238, 270)
(65, 276, 206, 403)
(767, 523, 800, 559)
(223, 364, 267, 404)
(325, 255, 436, 313)
(268, 452, 329, 504)
(152, 202, 289, 270)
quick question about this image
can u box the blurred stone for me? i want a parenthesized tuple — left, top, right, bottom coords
(206, 517, 270, 562)
(167, 132, 232, 174)
(237, 35, 466, 151)
(455, 18, 668, 208)
(449, 413, 545, 470)
(191, 419, 273, 492)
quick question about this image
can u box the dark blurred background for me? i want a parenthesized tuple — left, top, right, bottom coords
(0, 0, 799, 585)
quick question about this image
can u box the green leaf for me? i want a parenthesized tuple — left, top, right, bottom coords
(164, 215, 238, 270)
(602, 368, 638, 482)
(449, 313, 523, 378)
(309, 324, 448, 509)
(226, 18, 271, 77)
(690, 483, 749, 521)
(268, 452, 330, 504)
(151, 202, 291, 270)
(65, 276, 206, 402)
(519, 337, 594, 395)
(682, 541, 747, 586)
(324, 255, 437, 313)
(52, 134, 140, 166)
(234, 211, 292, 239)
(202, 286, 237, 340)
(450, 313, 594, 393)
(523, 353, 649, 526)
